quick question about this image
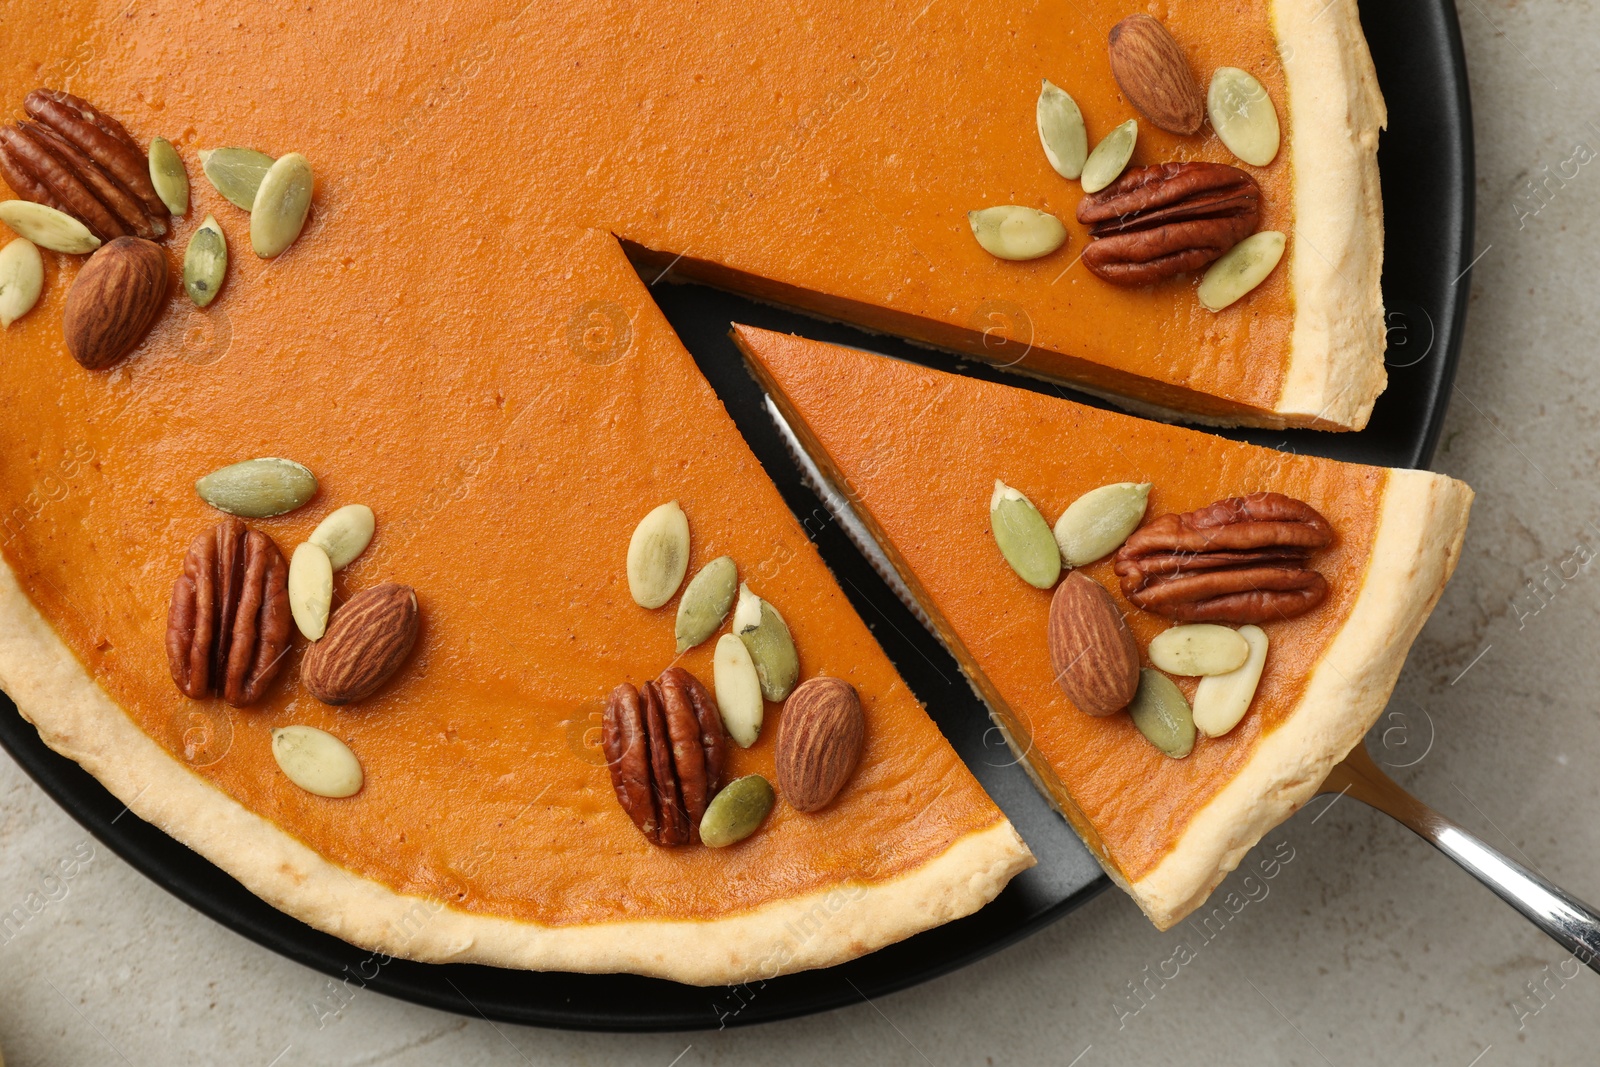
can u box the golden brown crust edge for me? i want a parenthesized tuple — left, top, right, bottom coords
(1129, 468, 1472, 928)
(1273, 0, 1390, 431)
(0, 556, 1033, 986)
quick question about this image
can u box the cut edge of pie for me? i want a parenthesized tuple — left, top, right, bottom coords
(0, 558, 1032, 985)
(735, 324, 1472, 930)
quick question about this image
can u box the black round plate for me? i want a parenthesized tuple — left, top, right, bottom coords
(0, 0, 1473, 1033)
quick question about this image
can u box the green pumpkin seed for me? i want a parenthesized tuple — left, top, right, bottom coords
(968, 206, 1067, 261)
(713, 632, 764, 747)
(0, 237, 43, 328)
(990, 481, 1060, 589)
(1192, 625, 1268, 738)
(182, 214, 227, 307)
(676, 555, 737, 652)
(1052, 482, 1150, 567)
(148, 137, 190, 216)
(199, 146, 276, 210)
(1208, 67, 1280, 167)
(1037, 80, 1088, 180)
(272, 726, 363, 798)
(195, 457, 319, 517)
(251, 152, 314, 258)
(1129, 668, 1196, 758)
(626, 500, 690, 608)
(700, 774, 775, 847)
(1148, 624, 1249, 677)
(0, 200, 100, 254)
(309, 504, 376, 570)
(1198, 231, 1286, 311)
(733, 583, 799, 701)
(288, 542, 333, 641)
(1081, 119, 1138, 194)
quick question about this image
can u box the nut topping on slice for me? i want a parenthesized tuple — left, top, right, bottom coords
(24, 120, 165, 240)
(776, 676, 865, 813)
(301, 583, 419, 705)
(1077, 162, 1260, 286)
(166, 518, 292, 707)
(1047, 571, 1140, 717)
(62, 236, 168, 369)
(603, 667, 727, 846)
(1113, 492, 1334, 623)
(1107, 15, 1204, 135)
(24, 90, 169, 222)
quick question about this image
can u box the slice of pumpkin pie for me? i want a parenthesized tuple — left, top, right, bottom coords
(736, 324, 1471, 927)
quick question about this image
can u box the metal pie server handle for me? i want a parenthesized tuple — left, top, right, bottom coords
(1324, 745, 1600, 972)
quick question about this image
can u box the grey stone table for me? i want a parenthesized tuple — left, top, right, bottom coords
(2, 3, 1596, 1062)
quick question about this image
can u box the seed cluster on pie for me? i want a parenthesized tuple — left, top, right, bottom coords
(992, 477, 1334, 755)
(977, 14, 1286, 309)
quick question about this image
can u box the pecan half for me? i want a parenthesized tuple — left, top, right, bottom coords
(25, 121, 164, 239)
(25, 90, 168, 220)
(166, 518, 293, 707)
(1077, 162, 1260, 286)
(0, 89, 168, 243)
(602, 667, 727, 847)
(1113, 492, 1334, 623)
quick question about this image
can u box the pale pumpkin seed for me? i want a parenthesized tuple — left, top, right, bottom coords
(700, 774, 775, 847)
(733, 583, 799, 701)
(1053, 482, 1150, 567)
(251, 152, 314, 258)
(195, 457, 319, 517)
(1193, 625, 1268, 738)
(148, 137, 190, 215)
(713, 633, 764, 747)
(676, 555, 737, 652)
(271, 725, 363, 798)
(968, 206, 1067, 261)
(1148, 624, 1250, 677)
(0, 238, 43, 328)
(1129, 668, 1196, 758)
(990, 481, 1060, 589)
(182, 214, 227, 307)
(0, 200, 100, 254)
(288, 542, 334, 641)
(1208, 67, 1280, 167)
(1037, 80, 1088, 180)
(199, 146, 276, 210)
(1081, 119, 1138, 194)
(309, 504, 376, 570)
(1198, 230, 1286, 311)
(626, 500, 690, 608)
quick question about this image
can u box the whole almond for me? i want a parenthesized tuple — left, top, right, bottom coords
(62, 236, 168, 369)
(301, 582, 419, 705)
(1047, 571, 1139, 717)
(1108, 15, 1204, 135)
(776, 676, 865, 812)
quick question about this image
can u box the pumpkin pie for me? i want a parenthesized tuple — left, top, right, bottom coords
(735, 325, 1472, 927)
(0, 0, 1389, 981)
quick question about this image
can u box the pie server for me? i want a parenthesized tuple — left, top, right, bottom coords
(767, 400, 1600, 973)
